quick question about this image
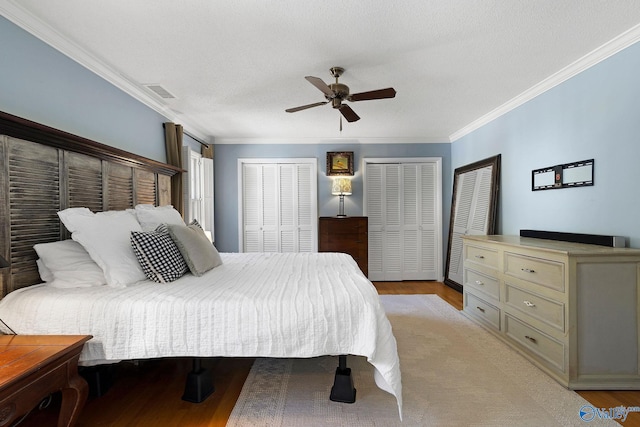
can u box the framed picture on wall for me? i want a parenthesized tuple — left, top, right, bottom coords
(326, 152, 354, 176)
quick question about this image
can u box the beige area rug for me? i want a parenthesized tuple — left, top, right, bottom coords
(227, 295, 617, 426)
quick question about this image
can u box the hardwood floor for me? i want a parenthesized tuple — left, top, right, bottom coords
(19, 281, 639, 426)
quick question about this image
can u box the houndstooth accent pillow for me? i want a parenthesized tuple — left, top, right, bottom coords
(130, 225, 189, 283)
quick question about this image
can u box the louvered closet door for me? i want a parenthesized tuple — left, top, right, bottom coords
(367, 161, 440, 281)
(241, 161, 316, 253)
(279, 163, 314, 252)
(242, 163, 278, 252)
(367, 164, 402, 281)
(448, 165, 494, 286)
(367, 164, 384, 279)
(402, 163, 438, 280)
(296, 164, 314, 252)
(384, 165, 403, 280)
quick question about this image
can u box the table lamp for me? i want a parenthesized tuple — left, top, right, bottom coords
(331, 178, 352, 217)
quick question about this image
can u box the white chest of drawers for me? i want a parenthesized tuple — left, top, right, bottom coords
(461, 234, 640, 390)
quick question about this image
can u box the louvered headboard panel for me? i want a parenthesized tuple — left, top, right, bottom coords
(0, 111, 181, 297)
(68, 152, 103, 211)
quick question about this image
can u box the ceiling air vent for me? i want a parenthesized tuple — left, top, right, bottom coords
(144, 84, 176, 99)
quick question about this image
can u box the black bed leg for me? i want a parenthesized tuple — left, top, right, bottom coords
(329, 355, 356, 403)
(182, 358, 215, 403)
(79, 365, 113, 397)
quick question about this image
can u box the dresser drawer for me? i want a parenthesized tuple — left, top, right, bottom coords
(465, 268, 500, 300)
(319, 218, 366, 235)
(465, 244, 499, 269)
(321, 239, 364, 253)
(505, 314, 565, 373)
(464, 291, 500, 331)
(504, 252, 565, 292)
(504, 284, 564, 332)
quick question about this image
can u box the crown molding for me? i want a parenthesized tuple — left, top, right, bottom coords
(450, 23, 640, 142)
(0, 1, 211, 142)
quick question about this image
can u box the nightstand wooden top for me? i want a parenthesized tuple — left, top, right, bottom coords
(0, 335, 91, 389)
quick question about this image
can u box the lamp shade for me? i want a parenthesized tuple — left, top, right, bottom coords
(331, 178, 352, 195)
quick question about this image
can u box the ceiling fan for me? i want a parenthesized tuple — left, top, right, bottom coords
(285, 67, 396, 126)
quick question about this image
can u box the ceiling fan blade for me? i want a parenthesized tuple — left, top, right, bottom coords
(305, 76, 334, 98)
(285, 101, 328, 113)
(348, 87, 396, 102)
(339, 104, 360, 122)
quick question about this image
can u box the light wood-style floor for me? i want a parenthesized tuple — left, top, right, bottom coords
(20, 281, 640, 426)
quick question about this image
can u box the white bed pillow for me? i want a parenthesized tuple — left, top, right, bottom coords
(58, 207, 146, 288)
(34, 240, 107, 288)
(133, 204, 184, 231)
(35, 259, 54, 282)
(167, 223, 223, 276)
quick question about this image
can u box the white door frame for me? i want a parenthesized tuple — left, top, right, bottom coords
(363, 157, 443, 281)
(237, 158, 318, 252)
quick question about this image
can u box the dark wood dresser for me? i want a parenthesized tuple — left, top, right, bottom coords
(318, 216, 368, 277)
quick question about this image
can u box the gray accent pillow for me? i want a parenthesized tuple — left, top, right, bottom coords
(167, 223, 223, 276)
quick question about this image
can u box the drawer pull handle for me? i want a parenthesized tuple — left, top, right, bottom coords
(521, 268, 535, 273)
(475, 255, 485, 259)
(476, 306, 485, 313)
(475, 280, 484, 286)
(523, 300, 536, 307)
(524, 335, 537, 344)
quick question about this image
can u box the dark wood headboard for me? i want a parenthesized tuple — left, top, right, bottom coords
(0, 111, 181, 297)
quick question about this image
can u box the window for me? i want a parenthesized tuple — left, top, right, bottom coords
(183, 147, 214, 240)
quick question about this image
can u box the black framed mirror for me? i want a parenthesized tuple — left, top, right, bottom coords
(444, 154, 501, 292)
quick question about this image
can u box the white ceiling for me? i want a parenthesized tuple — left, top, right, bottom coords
(3, 1, 640, 143)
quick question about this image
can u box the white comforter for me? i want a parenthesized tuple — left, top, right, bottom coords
(0, 252, 402, 413)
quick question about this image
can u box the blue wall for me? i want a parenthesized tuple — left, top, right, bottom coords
(0, 16, 168, 162)
(452, 41, 640, 247)
(213, 142, 452, 252)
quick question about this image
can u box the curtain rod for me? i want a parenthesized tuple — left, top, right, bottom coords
(163, 123, 209, 147)
(184, 130, 210, 147)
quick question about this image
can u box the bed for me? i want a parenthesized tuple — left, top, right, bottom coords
(0, 111, 402, 416)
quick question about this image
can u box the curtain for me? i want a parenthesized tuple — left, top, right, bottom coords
(164, 122, 184, 216)
(201, 143, 214, 159)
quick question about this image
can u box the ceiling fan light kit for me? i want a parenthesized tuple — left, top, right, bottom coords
(286, 67, 396, 127)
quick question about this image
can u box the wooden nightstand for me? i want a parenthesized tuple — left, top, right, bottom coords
(0, 335, 92, 427)
(319, 216, 368, 276)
